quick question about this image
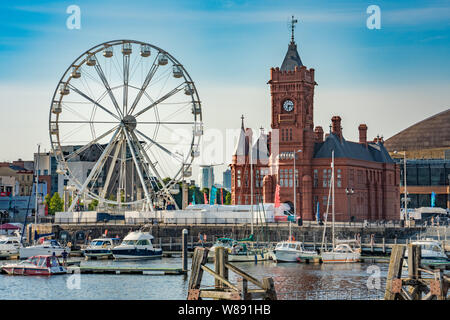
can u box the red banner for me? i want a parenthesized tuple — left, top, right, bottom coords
(203, 192, 209, 204)
(274, 184, 281, 208)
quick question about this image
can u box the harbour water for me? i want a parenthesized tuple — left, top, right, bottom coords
(0, 258, 388, 300)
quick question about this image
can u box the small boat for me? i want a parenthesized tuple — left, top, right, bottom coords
(404, 239, 448, 266)
(19, 239, 71, 259)
(111, 231, 162, 260)
(321, 240, 361, 263)
(208, 237, 235, 259)
(273, 240, 320, 262)
(227, 242, 269, 262)
(0, 236, 21, 258)
(82, 237, 121, 259)
(1, 255, 67, 276)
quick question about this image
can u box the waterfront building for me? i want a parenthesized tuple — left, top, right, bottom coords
(230, 22, 400, 222)
(385, 109, 450, 210)
(223, 169, 232, 191)
(199, 165, 214, 190)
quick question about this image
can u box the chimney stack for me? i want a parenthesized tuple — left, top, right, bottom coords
(358, 124, 367, 146)
(331, 116, 342, 139)
(314, 126, 324, 143)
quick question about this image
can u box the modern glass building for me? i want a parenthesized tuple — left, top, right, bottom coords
(396, 159, 450, 209)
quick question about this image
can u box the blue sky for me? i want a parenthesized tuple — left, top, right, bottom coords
(0, 0, 449, 181)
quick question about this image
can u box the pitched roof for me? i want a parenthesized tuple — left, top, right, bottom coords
(280, 42, 303, 71)
(384, 108, 450, 152)
(313, 133, 394, 163)
(233, 117, 249, 156)
(252, 132, 270, 162)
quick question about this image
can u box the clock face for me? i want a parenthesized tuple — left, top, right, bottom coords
(283, 100, 294, 112)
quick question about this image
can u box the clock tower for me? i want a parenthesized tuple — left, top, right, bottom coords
(266, 16, 317, 220)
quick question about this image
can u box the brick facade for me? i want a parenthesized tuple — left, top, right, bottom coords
(230, 35, 400, 222)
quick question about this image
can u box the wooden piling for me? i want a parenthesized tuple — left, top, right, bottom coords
(384, 245, 405, 300)
(182, 229, 188, 272)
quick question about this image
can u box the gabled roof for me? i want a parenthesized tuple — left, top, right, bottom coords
(280, 42, 303, 71)
(313, 133, 394, 163)
(252, 132, 270, 162)
(233, 117, 249, 156)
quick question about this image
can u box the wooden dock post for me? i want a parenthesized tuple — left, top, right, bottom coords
(182, 229, 188, 272)
(187, 247, 277, 300)
(384, 244, 449, 300)
(313, 232, 316, 251)
(382, 237, 386, 254)
(384, 245, 405, 300)
(214, 247, 228, 290)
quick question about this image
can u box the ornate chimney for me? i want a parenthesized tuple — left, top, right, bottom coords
(358, 124, 367, 146)
(314, 126, 324, 143)
(331, 116, 342, 139)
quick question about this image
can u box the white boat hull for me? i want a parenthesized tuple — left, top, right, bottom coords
(274, 250, 299, 262)
(321, 252, 360, 263)
(228, 252, 268, 262)
(19, 247, 69, 259)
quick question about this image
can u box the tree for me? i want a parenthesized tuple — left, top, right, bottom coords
(88, 199, 99, 211)
(225, 192, 231, 205)
(49, 192, 64, 215)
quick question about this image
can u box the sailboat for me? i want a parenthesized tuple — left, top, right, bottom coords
(320, 150, 361, 263)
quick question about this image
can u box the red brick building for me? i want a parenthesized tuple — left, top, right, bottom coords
(230, 31, 400, 222)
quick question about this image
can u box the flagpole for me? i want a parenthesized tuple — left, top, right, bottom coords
(331, 150, 335, 250)
(250, 132, 254, 235)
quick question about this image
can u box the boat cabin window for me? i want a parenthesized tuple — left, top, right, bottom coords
(38, 257, 47, 267)
(136, 240, 150, 246)
(30, 257, 39, 265)
(122, 240, 137, 245)
(431, 245, 442, 252)
(275, 243, 283, 249)
(288, 243, 296, 249)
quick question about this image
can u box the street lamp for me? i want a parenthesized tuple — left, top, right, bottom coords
(345, 187, 354, 222)
(293, 149, 302, 221)
(394, 150, 408, 226)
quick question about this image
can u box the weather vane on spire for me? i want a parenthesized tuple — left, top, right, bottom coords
(290, 15, 298, 43)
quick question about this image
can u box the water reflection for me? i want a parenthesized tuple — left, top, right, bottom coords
(0, 258, 387, 300)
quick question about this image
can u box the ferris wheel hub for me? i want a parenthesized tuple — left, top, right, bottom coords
(122, 114, 137, 131)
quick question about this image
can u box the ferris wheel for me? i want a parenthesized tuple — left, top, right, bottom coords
(49, 40, 203, 212)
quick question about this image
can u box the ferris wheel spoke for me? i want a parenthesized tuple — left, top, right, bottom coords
(130, 131, 179, 209)
(100, 133, 123, 200)
(68, 127, 121, 212)
(128, 55, 160, 116)
(123, 128, 155, 211)
(65, 125, 119, 161)
(92, 55, 124, 119)
(67, 83, 121, 121)
(133, 83, 185, 118)
(135, 128, 183, 163)
(123, 53, 130, 116)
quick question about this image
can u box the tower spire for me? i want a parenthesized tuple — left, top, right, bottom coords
(241, 114, 245, 129)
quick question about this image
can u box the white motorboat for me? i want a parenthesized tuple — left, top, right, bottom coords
(2, 255, 67, 276)
(404, 239, 448, 266)
(321, 241, 361, 263)
(19, 239, 71, 259)
(273, 240, 320, 262)
(0, 236, 22, 257)
(111, 231, 162, 260)
(82, 237, 121, 259)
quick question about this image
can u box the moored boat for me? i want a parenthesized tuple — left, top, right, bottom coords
(321, 241, 361, 263)
(0, 236, 21, 258)
(1, 255, 67, 276)
(19, 239, 70, 259)
(111, 231, 162, 260)
(403, 239, 448, 267)
(273, 240, 320, 262)
(82, 237, 121, 259)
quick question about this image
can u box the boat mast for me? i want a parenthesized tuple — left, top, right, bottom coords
(331, 150, 335, 250)
(34, 144, 40, 226)
(250, 131, 254, 235)
(320, 150, 333, 251)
